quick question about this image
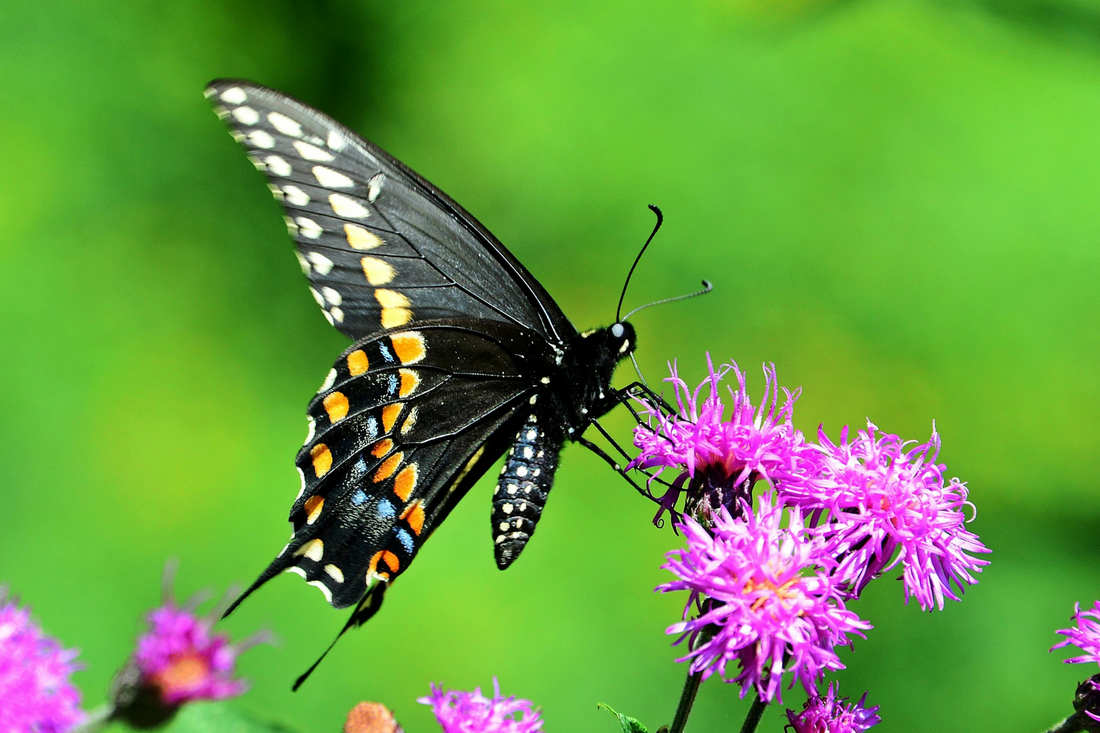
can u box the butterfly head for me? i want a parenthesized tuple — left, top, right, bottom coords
(609, 321, 636, 357)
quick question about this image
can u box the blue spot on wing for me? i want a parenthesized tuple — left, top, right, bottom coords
(351, 490, 368, 506)
(395, 528, 415, 554)
(377, 499, 396, 518)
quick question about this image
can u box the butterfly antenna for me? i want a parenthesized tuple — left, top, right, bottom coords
(630, 352, 649, 387)
(622, 280, 713, 321)
(616, 205, 664, 323)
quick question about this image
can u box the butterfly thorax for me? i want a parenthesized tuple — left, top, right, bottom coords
(554, 321, 637, 432)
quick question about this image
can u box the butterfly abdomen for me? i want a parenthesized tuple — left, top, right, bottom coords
(492, 409, 565, 569)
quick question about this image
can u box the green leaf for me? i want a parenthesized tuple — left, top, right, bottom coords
(159, 702, 300, 733)
(597, 703, 649, 733)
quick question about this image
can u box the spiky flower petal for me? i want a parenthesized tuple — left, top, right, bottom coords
(630, 358, 820, 523)
(419, 679, 543, 733)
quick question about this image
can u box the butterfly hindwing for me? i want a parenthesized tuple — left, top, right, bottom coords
(227, 321, 544, 613)
(205, 80, 575, 344)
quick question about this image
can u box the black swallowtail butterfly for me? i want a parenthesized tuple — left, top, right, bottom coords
(206, 80, 645, 682)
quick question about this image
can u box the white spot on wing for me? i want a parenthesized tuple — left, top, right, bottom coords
(294, 140, 334, 162)
(321, 287, 342, 305)
(319, 368, 337, 393)
(324, 565, 345, 583)
(329, 193, 369, 219)
(296, 217, 323, 239)
(308, 580, 333, 602)
(264, 155, 292, 176)
(295, 252, 311, 274)
(327, 130, 347, 151)
(307, 251, 334, 274)
(232, 106, 260, 125)
(313, 166, 354, 188)
(268, 111, 303, 137)
(220, 87, 247, 105)
(367, 174, 384, 203)
(283, 185, 310, 206)
(309, 287, 325, 306)
(249, 130, 276, 149)
(295, 466, 307, 500)
(286, 566, 307, 578)
(330, 307, 344, 323)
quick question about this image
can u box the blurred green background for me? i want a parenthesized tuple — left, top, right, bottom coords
(2, 0, 1099, 729)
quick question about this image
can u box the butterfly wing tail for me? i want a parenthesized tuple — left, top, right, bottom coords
(292, 583, 388, 691)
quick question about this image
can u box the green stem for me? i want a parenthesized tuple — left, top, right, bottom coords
(669, 670, 703, 733)
(1043, 712, 1088, 733)
(738, 694, 767, 733)
(71, 704, 115, 733)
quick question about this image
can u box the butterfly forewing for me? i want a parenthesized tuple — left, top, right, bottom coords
(206, 80, 575, 344)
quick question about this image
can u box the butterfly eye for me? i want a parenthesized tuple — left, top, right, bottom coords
(611, 323, 625, 338)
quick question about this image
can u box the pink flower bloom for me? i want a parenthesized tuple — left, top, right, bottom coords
(1053, 601, 1100, 668)
(785, 683, 880, 732)
(419, 679, 543, 733)
(784, 422, 989, 611)
(630, 358, 820, 523)
(659, 495, 870, 703)
(112, 565, 268, 726)
(0, 591, 84, 733)
(1052, 602, 1100, 722)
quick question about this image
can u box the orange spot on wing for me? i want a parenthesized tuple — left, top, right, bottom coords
(381, 307, 413, 328)
(398, 369, 420, 397)
(304, 496, 324, 524)
(346, 223, 382, 250)
(323, 391, 349, 422)
(381, 551, 400, 572)
(391, 332, 425, 365)
(393, 464, 418, 502)
(361, 257, 395, 285)
(310, 444, 332, 477)
(376, 290, 412, 329)
(382, 403, 402, 432)
(347, 350, 369, 376)
(367, 551, 383, 575)
(371, 438, 394, 458)
(400, 406, 418, 435)
(373, 452, 403, 483)
(401, 500, 425, 536)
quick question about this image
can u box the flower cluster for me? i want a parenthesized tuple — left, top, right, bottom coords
(660, 496, 869, 702)
(419, 679, 543, 733)
(785, 683, 880, 733)
(0, 592, 84, 733)
(634, 358, 989, 701)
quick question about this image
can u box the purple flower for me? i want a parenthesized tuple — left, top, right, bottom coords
(112, 565, 268, 727)
(630, 358, 820, 523)
(659, 495, 871, 703)
(783, 421, 990, 610)
(1053, 601, 1100, 668)
(785, 683, 880, 733)
(0, 590, 84, 733)
(418, 679, 543, 733)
